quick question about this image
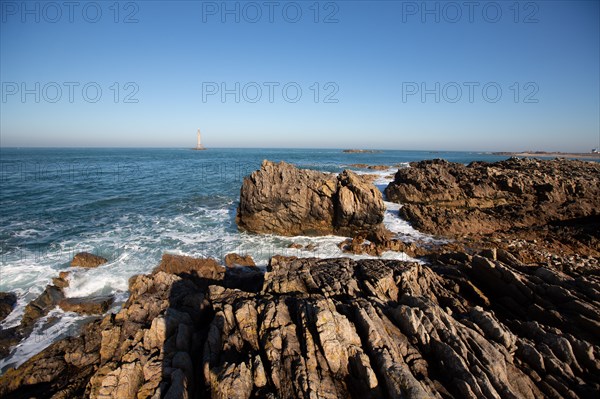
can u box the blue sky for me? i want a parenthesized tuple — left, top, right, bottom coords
(1, 0, 599, 151)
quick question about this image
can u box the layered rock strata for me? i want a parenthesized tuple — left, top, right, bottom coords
(1, 252, 598, 398)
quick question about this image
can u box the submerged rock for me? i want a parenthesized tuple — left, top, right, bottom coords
(52, 271, 70, 288)
(349, 163, 391, 170)
(236, 160, 386, 238)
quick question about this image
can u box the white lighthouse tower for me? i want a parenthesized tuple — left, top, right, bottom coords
(195, 129, 206, 150)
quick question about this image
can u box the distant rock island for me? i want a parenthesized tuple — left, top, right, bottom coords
(342, 149, 383, 153)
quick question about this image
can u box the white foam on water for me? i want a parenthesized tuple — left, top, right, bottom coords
(383, 201, 444, 243)
(0, 162, 439, 372)
(225, 232, 419, 266)
(351, 164, 446, 245)
(0, 255, 68, 329)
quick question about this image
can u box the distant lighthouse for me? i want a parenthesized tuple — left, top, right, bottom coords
(195, 128, 206, 150)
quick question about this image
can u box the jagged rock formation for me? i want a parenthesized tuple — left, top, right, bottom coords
(385, 158, 600, 256)
(337, 235, 431, 258)
(1, 252, 599, 398)
(0, 255, 218, 398)
(236, 160, 386, 238)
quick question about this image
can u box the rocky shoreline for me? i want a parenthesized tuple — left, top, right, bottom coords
(385, 158, 600, 259)
(494, 152, 600, 160)
(0, 157, 599, 398)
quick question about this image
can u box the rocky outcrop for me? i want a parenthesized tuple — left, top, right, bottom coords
(0, 261, 214, 398)
(20, 281, 67, 333)
(385, 158, 600, 256)
(71, 252, 108, 268)
(154, 254, 225, 288)
(335, 170, 387, 237)
(236, 160, 386, 238)
(337, 235, 431, 258)
(2, 251, 599, 398)
(224, 253, 256, 267)
(59, 296, 114, 315)
(3, 155, 598, 398)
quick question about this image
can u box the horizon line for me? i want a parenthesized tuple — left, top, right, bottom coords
(1, 146, 598, 154)
(0, 146, 524, 153)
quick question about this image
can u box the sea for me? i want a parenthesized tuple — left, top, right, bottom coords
(0, 147, 518, 371)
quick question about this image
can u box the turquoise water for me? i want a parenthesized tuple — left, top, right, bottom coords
(1, 147, 510, 369)
(1, 148, 509, 270)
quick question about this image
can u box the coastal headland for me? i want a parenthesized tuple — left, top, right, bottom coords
(1, 157, 599, 398)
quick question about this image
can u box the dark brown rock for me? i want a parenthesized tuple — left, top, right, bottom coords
(0, 329, 19, 359)
(236, 160, 385, 238)
(71, 252, 108, 268)
(349, 163, 391, 170)
(224, 253, 256, 267)
(0, 292, 17, 323)
(304, 243, 316, 251)
(59, 296, 114, 315)
(385, 158, 600, 257)
(52, 271, 70, 288)
(386, 158, 600, 233)
(154, 253, 225, 287)
(20, 284, 65, 332)
(224, 265, 264, 293)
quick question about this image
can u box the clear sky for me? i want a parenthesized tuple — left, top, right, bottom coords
(1, 0, 599, 151)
